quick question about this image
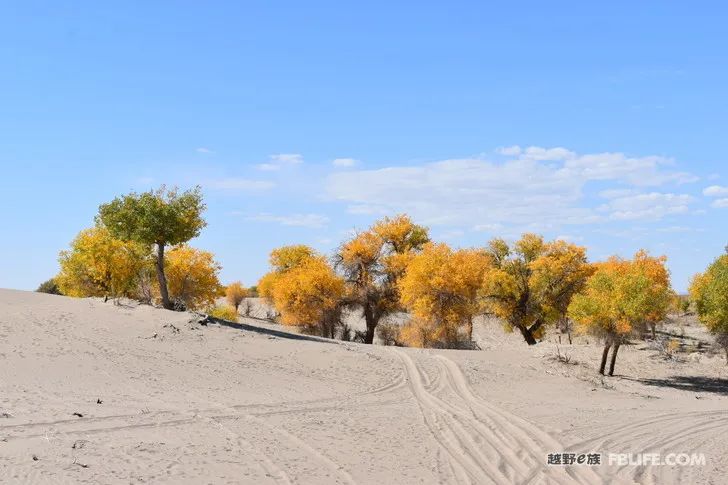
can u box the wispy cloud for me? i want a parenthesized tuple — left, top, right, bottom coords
(247, 212, 329, 228)
(332, 158, 358, 167)
(599, 192, 693, 221)
(196, 147, 215, 154)
(326, 146, 697, 229)
(703, 185, 728, 197)
(711, 198, 728, 208)
(257, 153, 304, 171)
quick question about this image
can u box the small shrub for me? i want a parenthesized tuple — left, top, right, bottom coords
(225, 281, 248, 311)
(208, 305, 239, 323)
(377, 322, 402, 346)
(37, 278, 62, 295)
(653, 337, 681, 360)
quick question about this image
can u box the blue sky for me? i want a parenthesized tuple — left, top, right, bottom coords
(1, 1, 726, 292)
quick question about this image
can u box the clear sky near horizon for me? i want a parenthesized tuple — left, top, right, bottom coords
(1, 1, 726, 292)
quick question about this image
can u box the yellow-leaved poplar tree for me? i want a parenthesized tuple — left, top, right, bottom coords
(225, 281, 248, 312)
(259, 245, 346, 337)
(690, 252, 728, 363)
(569, 251, 672, 375)
(163, 245, 223, 310)
(398, 243, 489, 347)
(57, 226, 149, 299)
(481, 234, 593, 345)
(632, 250, 673, 339)
(336, 214, 429, 343)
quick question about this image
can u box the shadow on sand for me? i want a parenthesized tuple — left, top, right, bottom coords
(199, 315, 339, 345)
(626, 375, 728, 396)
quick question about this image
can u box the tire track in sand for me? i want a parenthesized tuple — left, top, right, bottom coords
(396, 349, 609, 485)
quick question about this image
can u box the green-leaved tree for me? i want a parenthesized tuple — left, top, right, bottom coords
(97, 186, 206, 310)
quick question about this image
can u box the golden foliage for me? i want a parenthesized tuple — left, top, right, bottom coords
(208, 304, 239, 323)
(225, 281, 248, 310)
(690, 254, 728, 335)
(398, 243, 488, 347)
(57, 226, 149, 298)
(164, 245, 223, 310)
(481, 234, 593, 344)
(258, 246, 346, 337)
(269, 245, 317, 272)
(568, 250, 673, 340)
(337, 214, 429, 343)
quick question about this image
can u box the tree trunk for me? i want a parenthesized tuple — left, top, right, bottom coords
(362, 304, 377, 344)
(608, 341, 621, 376)
(568, 331, 572, 345)
(467, 316, 474, 342)
(518, 325, 537, 345)
(650, 323, 656, 340)
(599, 341, 611, 375)
(155, 243, 173, 310)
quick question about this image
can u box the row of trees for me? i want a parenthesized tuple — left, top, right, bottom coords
(256, 215, 684, 374)
(45, 185, 726, 376)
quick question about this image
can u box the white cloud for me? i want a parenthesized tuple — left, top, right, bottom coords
(248, 213, 329, 228)
(271, 153, 303, 164)
(206, 178, 275, 191)
(496, 145, 522, 156)
(332, 158, 358, 167)
(711, 198, 728, 208)
(196, 147, 215, 154)
(473, 223, 504, 232)
(603, 192, 693, 221)
(598, 188, 637, 199)
(520, 146, 575, 161)
(326, 146, 697, 228)
(257, 153, 304, 171)
(703, 185, 728, 197)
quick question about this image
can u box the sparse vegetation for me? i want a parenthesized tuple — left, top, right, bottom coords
(50, 194, 716, 379)
(208, 304, 239, 322)
(225, 281, 248, 312)
(36, 278, 62, 295)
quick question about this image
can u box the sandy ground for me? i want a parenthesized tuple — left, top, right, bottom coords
(2, 289, 728, 484)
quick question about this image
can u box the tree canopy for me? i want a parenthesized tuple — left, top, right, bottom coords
(259, 245, 346, 338)
(569, 251, 672, 375)
(336, 214, 429, 343)
(690, 253, 728, 361)
(97, 186, 206, 310)
(164, 245, 223, 310)
(57, 226, 148, 299)
(481, 234, 593, 345)
(399, 243, 488, 347)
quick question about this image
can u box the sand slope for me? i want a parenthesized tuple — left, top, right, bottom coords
(1, 289, 727, 484)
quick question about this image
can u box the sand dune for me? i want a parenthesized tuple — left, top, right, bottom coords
(1, 289, 727, 484)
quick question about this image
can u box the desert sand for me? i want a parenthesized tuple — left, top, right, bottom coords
(2, 289, 727, 484)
